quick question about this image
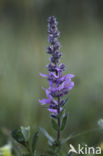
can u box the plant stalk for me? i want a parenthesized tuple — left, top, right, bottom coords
(57, 97, 60, 143)
(24, 142, 32, 154)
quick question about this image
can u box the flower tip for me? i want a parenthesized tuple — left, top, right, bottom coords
(38, 99, 43, 104)
(39, 99, 49, 105)
(40, 73, 48, 77)
(72, 74, 75, 78)
(66, 74, 75, 79)
(70, 74, 75, 78)
(69, 81, 75, 90)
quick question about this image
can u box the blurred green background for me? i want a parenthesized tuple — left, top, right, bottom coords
(0, 0, 103, 153)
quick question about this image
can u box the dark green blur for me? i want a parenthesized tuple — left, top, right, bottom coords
(0, 0, 103, 154)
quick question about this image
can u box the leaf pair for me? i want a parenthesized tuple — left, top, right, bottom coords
(11, 127, 29, 146)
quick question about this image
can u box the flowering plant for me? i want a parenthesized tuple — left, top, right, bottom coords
(39, 16, 74, 155)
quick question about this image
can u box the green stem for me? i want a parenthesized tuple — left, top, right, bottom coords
(57, 97, 60, 143)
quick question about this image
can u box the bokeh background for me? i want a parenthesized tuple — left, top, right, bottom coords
(0, 0, 103, 153)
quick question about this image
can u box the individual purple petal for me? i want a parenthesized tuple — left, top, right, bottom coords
(48, 107, 62, 113)
(63, 78, 71, 86)
(40, 73, 48, 77)
(67, 81, 74, 90)
(48, 108, 57, 113)
(66, 74, 75, 79)
(39, 99, 50, 105)
(45, 89, 53, 100)
(50, 87, 57, 93)
(49, 80, 53, 88)
(50, 72, 59, 78)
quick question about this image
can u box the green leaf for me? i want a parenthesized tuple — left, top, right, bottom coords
(21, 126, 30, 142)
(39, 127, 54, 143)
(60, 113, 68, 131)
(32, 131, 39, 153)
(61, 135, 72, 145)
(11, 128, 25, 145)
(51, 119, 58, 131)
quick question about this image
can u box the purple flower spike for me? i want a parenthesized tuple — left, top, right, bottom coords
(39, 16, 74, 117)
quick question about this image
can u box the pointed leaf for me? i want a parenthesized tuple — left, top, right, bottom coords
(32, 131, 39, 152)
(39, 127, 54, 143)
(21, 126, 30, 142)
(60, 113, 68, 131)
(51, 119, 58, 131)
(11, 128, 25, 145)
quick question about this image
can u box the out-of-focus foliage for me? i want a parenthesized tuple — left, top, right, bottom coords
(0, 144, 12, 156)
(0, 0, 103, 154)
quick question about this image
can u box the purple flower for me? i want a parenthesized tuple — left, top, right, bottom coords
(39, 16, 74, 117)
